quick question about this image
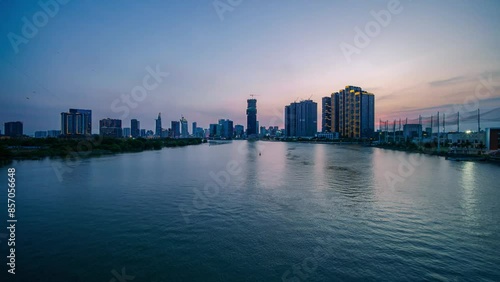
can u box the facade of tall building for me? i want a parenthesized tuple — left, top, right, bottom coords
(131, 119, 140, 138)
(180, 116, 188, 137)
(140, 129, 146, 137)
(246, 99, 257, 136)
(155, 113, 162, 137)
(99, 118, 122, 138)
(209, 124, 220, 138)
(331, 86, 375, 139)
(4, 121, 23, 137)
(322, 96, 332, 133)
(192, 122, 197, 137)
(285, 100, 317, 137)
(123, 127, 131, 138)
(61, 108, 92, 136)
(219, 119, 233, 139)
(171, 121, 180, 138)
(234, 125, 244, 138)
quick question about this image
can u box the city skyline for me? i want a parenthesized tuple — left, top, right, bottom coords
(1, 1, 500, 134)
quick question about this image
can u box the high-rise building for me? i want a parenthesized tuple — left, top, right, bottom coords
(140, 129, 146, 137)
(285, 100, 317, 137)
(246, 99, 257, 136)
(192, 122, 197, 137)
(218, 119, 233, 139)
(180, 116, 188, 137)
(171, 121, 180, 138)
(4, 121, 23, 137)
(234, 125, 244, 138)
(131, 119, 140, 138)
(322, 96, 332, 133)
(99, 118, 122, 138)
(209, 124, 220, 138)
(331, 86, 374, 139)
(123, 127, 131, 138)
(61, 108, 92, 136)
(155, 113, 162, 137)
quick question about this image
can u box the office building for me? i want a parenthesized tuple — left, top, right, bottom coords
(331, 86, 375, 139)
(131, 119, 140, 138)
(246, 98, 257, 136)
(322, 96, 332, 133)
(4, 121, 23, 137)
(209, 123, 221, 138)
(192, 122, 197, 137)
(285, 100, 317, 137)
(403, 124, 422, 140)
(180, 116, 188, 137)
(99, 118, 122, 138)
(47, 130, 61, 137)
(155, 113, 162, 137)
(140, 129, 146, 137)
(219, 119, 234, 139)
(61, 109, 92, 136)
(123, 127, 131, 138)
(234, 125, 244, 138)
(35, 131, 47, 138)
(171, 121, 180, 138)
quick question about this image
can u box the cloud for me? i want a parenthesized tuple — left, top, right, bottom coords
(428, 75, 468, 87)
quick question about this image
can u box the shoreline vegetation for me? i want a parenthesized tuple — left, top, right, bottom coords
(0, 136, 205, 162)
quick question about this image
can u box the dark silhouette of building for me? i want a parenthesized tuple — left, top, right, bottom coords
(99, 118, 122, 138)
(171, 121, 180, 138)
(131, 119, 140, 138)
(4, 121, 23, 137)
(285, 100, 317, 137)
(322, 96, 332, 133)
(155, 113, 162, 137)
(246, 99, 257, 136)
(61, 108, 92, 136)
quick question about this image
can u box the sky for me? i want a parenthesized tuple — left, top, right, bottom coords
(1, 0, 500, 135)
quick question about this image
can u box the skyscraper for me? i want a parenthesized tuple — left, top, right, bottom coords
(322, 96, 332, 133)
(4, 121, 23, 137)
(155, 113, 162, 137)
(234, 125, 244, 138)
(192, 122, 197, 137)
(99, 118, 122, 138)
(61, 108, 92, 136)
(123, 127, 131, 138)
(180, 116, 188, 138)
(219, 119, 234, 139)
(246, 98, 257, 136)
(171, 121, 180, 138)
(332, 85, 375, 139)
(285, 100, 317, 137)
(131, 119, 140, 138)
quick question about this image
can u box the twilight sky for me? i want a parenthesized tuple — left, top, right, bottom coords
(1, 0, 500, 134)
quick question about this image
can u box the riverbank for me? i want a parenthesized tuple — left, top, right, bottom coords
(0, 137, 205, 161)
